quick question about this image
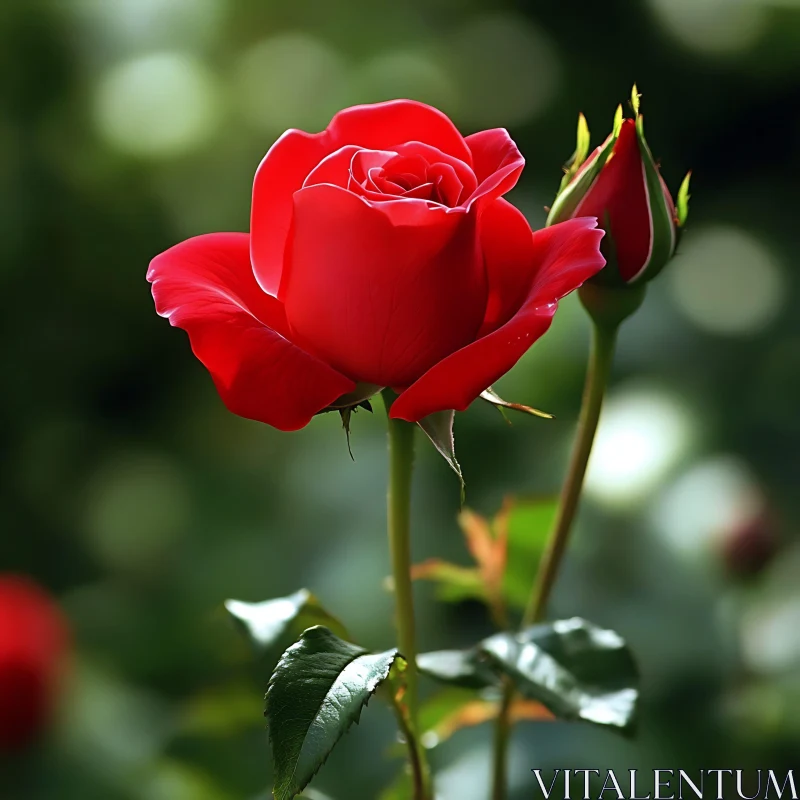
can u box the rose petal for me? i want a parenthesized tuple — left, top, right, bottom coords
(389, 218, 605, 421)
(251, 129, 333, 299)
(477, 198, 536, 337)
(148, 233, 355, 431)
(304, 145, 366, 190)
(282, 185, 487, 388)
(464, 128, 525, 208)
(327, 99, 472, 164)
(391, 142, 477, 202)
(251, 101, 472, 299)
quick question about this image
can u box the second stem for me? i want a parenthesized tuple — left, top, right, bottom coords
(523, 319, 618, 626)
(491, 316, 620, 800)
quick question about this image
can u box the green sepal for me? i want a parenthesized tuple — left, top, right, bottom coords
(547, 120, 619, 228)
(613, 103, 623, 136)
(629, 113, 676, 284)
(630, 84, 641, 116)
(676, 170, 691, 229)
(557, 113, 592, 193)
(480, 387, 554, 421)
(417, 409, 464, 502)
(267, 627, 402, 800)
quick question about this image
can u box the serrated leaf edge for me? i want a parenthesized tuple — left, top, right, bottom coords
(267, 628, 400, 800)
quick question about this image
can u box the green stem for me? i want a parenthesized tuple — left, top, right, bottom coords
(384, 391, 433, 800)
(491, 282, 636, 800)
(490, 678, 515, 800)
(522, 319, 618, 626)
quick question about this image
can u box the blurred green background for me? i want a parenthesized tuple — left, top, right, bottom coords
(2, 0, 799, 798)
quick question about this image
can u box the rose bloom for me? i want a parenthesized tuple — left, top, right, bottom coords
(0, 575, 69, 750)
(149, 100, 605, 430)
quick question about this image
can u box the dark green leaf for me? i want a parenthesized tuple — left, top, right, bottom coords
(224, 589, 347, 652)
(503, 498, 558, 609)
(417, 410, 464, 500)
(480, 617, 639, 733)
(267, 626, 401, 800)
(417, 649, 497, 690)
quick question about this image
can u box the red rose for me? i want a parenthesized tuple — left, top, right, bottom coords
(0, 575, 69, 750)
(149, 100, 605, 430)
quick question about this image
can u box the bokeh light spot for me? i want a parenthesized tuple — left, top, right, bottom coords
(352, 50, 458, 114)
(94, 52, 220, 158)
(670, 225, 785, 335)
(586, 384, 694, 506)
(233, 33, 350, 133)
(83, 452, 191, 571)
(67, 0, 223, 55)
(651, 455, 762, 557)
(647, 0, 768, 55)
(445, 14, 560, 127)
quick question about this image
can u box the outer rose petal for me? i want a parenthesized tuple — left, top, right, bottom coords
(477, 198, 537, 337)
(327, 100, 472, 164)
(148, 233, 355, 431)
(251, 100, 471, 298)
(251, 129, 333, 298)
(389, 218, 605, 422)
(464, 128, 525, 207)
(574, 119, 651, 282)
(283, 185, 487, 388)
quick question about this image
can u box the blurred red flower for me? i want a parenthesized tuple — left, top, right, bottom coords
(149, 100, 605, 430)
(0, 575, 69, 751)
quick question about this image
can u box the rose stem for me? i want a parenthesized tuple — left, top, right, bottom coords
(491, 282, 643, 800)
(521, 319, 617, 627)
(384, 390, 433, 799)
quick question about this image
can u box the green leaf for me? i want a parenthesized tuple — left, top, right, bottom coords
(480, 387, 554, 421)
(379, 771, 414, 800)
(417, 649, 497, 690)
(255, 790, 335, 800)
(503, 498, 559, 609)
(225, 589, 348, 652)
(410, 559, 487, 603)
(676, 170, 691, 228)
(418, 687, 480, 739)
(417, 410, 464, 500)
(479, 617, 639, 733)
(267, 627, 402, 800)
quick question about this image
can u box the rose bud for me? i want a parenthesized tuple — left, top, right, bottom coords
(0, 575, 69, 751)
(148, 100, 605, 431)
(547, 87, 690, 287)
